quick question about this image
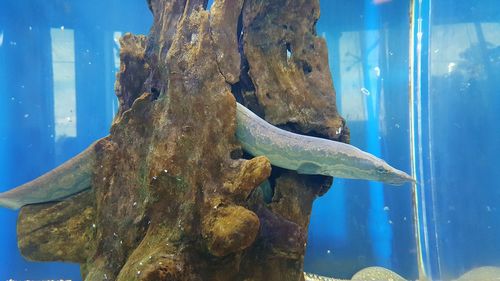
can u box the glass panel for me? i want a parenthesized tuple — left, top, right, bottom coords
(424, 0, 500, 279)
(306, 0, 417, 280)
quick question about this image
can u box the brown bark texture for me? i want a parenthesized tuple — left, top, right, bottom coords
(17, 0, 349, 280)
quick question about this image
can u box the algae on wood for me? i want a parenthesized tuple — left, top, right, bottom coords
(17, 0, 348, 280)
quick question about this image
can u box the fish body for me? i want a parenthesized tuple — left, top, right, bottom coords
(0, 103, 413, 209)
(236, 103, 413, 185)
(0, 140, 97, 209)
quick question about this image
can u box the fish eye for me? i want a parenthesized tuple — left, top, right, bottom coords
(376, 166, 387, 174)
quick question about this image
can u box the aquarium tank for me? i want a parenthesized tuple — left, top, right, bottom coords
(0, 0, 499, 280)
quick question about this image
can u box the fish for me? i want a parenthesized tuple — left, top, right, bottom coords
(0, 141, 97, 209)
(0, 102, 413, 209)
(236, 103, 414, 185)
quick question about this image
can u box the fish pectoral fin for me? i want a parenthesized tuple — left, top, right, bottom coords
(296, 162, 322, 175)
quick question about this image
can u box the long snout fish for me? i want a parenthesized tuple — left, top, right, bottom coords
(0, 102, 413, 209)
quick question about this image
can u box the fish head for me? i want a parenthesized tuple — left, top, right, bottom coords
(372, 161, 415, 186)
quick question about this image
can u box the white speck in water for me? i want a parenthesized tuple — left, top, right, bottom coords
(60, 25, 65, 31)
(286, 49, 292, 60)
(104, 273, 108, 280)
(50, 134, 54, 138)
(389, 51, 394, 56)
(28, 26, 32, 31)
(383, 206, 390, 211)
(66, 116, 72, 122)
(0, 31, 3, 47)
(374, 66, 381, 77)
(9, 41, 17, 46)
(153, 176, 157, 180)
(403, 216, 407, 221)
(133, 202, 137, 207)
(20, 85, 25, 89)
(389, 220, 393, 224)
(326, 249, 331, 254)
(113, 232, 118, 237)
(434, 49, 440, 53)
(360, 87, 370, 96)
(486, 205, 492, 212)
(447, 220, 451, 224)
(10, 97, 15, 101)
(448, 62, 456, 73)
(139, 262, 143, 266)
(395, 123, 400, 129)
(92, 223, 96, 228)
(164, 169, 168, 173)
(137, 270, 141, 275)
(120, 240, 123, 245)
(24, 114, 29, 118)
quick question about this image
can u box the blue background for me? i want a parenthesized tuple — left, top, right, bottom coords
(1, 0, 500, 280)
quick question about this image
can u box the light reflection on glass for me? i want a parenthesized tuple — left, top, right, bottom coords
(50, 28, 77, 140)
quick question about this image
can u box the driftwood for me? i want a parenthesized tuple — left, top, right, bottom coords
(17, 0, 349, 280)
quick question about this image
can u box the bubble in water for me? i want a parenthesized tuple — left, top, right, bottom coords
(360, 87, 370, 96)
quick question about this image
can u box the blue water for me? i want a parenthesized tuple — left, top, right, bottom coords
(0, 1, 151, 279)
(1, 0, 500, 280)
